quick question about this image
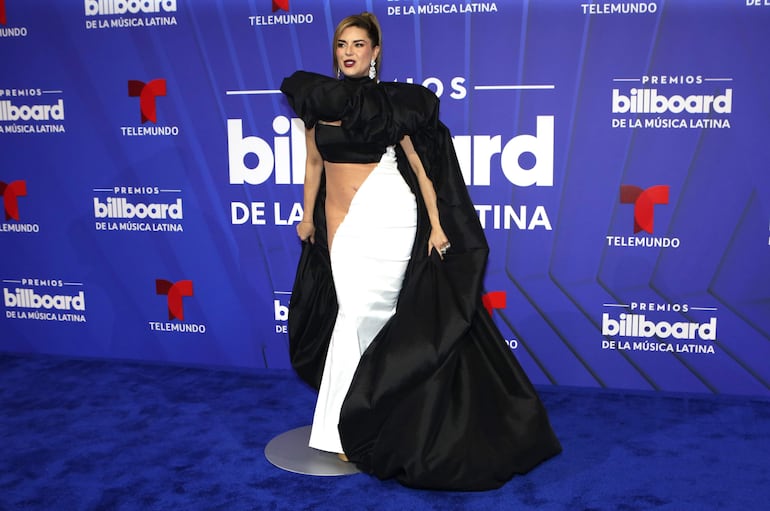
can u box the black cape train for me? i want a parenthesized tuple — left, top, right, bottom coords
(281, 71, 561, 491)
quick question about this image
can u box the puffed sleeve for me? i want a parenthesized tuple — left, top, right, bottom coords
(382, 82, 440, 138)
(280, 71, 348, 128)
(385, 83, 472, 210)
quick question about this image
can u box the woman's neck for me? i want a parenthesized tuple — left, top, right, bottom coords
(342, 74, 373, 83)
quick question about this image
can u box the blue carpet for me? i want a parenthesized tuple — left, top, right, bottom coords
(1, 352, 769, 510)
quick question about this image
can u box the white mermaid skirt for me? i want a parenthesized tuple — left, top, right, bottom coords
(308, 146, 417, 453)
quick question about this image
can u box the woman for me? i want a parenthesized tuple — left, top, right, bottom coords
(281, 12, 561, 491)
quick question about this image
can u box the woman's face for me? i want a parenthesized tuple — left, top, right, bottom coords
(335, 26, 380, 79)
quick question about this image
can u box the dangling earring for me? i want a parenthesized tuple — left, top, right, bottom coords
(337, 67, 341, 80)
(369, 60, 376, 80)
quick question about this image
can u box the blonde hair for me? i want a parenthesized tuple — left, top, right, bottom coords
(332, 12, 382, 79)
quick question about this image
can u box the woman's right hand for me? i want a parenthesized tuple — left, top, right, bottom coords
(296, 221, 315, 243)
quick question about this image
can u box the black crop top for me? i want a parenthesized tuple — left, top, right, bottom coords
(315, 123, 385, 164)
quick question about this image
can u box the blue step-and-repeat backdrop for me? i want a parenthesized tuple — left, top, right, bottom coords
(2, 0, 769, 397)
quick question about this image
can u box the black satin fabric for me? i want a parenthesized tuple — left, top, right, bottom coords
(315, 123, 385, 164)
(281, 71, 562, 491)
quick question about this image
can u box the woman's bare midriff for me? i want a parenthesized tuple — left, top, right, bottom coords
(325, 161, 378, 249)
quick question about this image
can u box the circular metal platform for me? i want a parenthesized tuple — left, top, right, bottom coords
(264, 425, 360, 476)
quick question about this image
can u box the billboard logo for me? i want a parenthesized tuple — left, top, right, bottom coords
(612, 89, 732, 115)
(85, 0, 178, 16)
(92, 187, 184, 232)
(274, 293, 290, 334)
(227, 115, 554, 187)
(0, 99, 65, 122)
(0, 89, 65, 132)
(156, 279, 192, 321)
(128, 79, 166, 123)
(620, 185, 669, 234)
(227, 115, 554, 229)
(602, 313, 716, 341)
(0, 179, 26, 221)
(610, 75, 734, 130)
(385, 0, 499, 16)
(600, 305, 718, 355)
(94, 197, 183, 220)
(3, 278, 88, 323)
(272, 0, 288, 12)
(84, 0, 179, 30)
(4, 288, 85, 311)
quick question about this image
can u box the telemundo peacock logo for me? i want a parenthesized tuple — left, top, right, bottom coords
(150, 278, 206, 334)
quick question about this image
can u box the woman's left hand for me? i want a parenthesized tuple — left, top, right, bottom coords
(428, 225, 451, 260)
